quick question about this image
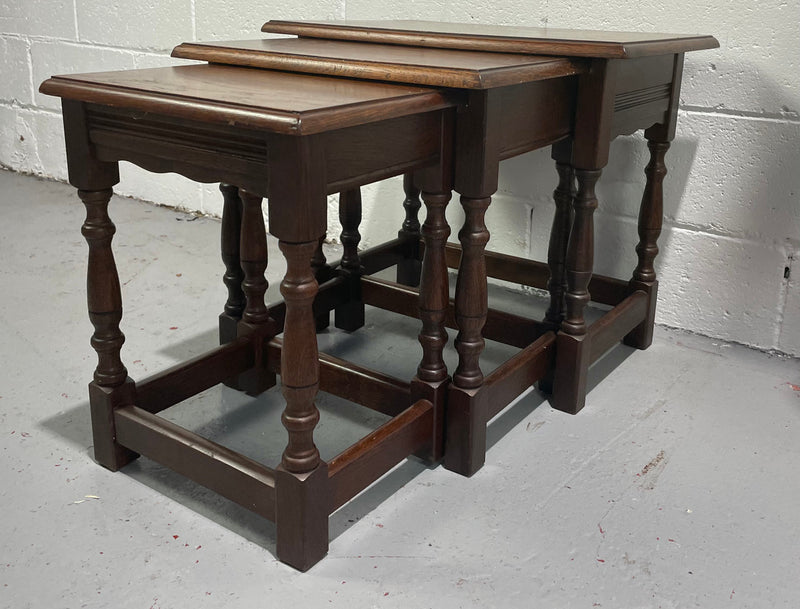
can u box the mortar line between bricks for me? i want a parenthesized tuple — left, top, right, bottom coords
(680, 106, 800, 124)
(190, 0, 197, 41)
(0, 100, 61, 116)
(25, 39, 35, 108)
(2, 32, 175, 56)
(594, 208, 789, 246)
(71, 0, 79, 41)
(663, 218, 792, 245)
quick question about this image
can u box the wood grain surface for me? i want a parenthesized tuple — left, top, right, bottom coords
(172, 38, 586, 88)
(263, 20, 719, 58)
(40, 64, 452, 134)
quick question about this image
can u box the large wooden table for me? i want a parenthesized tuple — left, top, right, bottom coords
(174, 21, 718, 475)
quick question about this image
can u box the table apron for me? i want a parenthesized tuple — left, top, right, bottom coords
(87, 104, 450, 198)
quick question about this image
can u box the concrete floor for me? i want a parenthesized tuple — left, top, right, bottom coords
(1, 168, 799, 608)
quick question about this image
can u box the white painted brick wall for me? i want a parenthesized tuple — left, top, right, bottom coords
(1, 1, 797, 355)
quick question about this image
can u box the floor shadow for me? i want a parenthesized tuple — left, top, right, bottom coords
(39, 400, 94, 452)
(36, 270, 642, 566)
(486, 387, 547, 450)
(156, 327, 220, 363)
(586, 341, 638, 394)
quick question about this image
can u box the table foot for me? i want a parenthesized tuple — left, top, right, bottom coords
(275, 463, 329, 571)
(443, 384, 488, 477)
(89, 379, 139, 470)
(410, 377, 448, 463)
(551, 333, 591, 414)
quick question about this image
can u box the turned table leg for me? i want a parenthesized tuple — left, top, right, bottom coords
(236, 189, 277, 395)
(410, 189, 451, 462)
(397, 173, 423, 287)
(275, 239, 328, 571)
(539, 143, 576, 395)
(415, 192, 451, 385)
(624, 133, 670, 350)
(551, 168, 601, 414)
(81, 187, 138, 471)
(545, 144, 576, 328)
(445, 195, 491, 476)
(218, 183, 246, 345)
(334, 188, 366, 331)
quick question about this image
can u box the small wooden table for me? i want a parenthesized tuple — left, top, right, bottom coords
(174, 22, 718, 475)
(40, 63, 457, 571)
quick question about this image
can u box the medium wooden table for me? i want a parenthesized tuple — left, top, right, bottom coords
(173, 22, 718, 475)
(40, 63, 457, 571)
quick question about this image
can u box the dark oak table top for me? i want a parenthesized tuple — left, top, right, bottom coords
(172, 38, 586, 89)
(262, 19, 719, 59)
(39, 63, 452, 135)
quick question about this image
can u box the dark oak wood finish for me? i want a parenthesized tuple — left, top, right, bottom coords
(444, 331, 556, 475)
(311, 236, 331, 331)
(177, 33, 697, 464)
(277, 238, 322, 474)
(185, 29, 711, 463)
(80, 187, 128, 388)
(218, 183, 245, 345)
(43, 64, 458, 571)
(40, 65, 454, 135)
(396, 173, 423, 286)
(115, 405, 277, 519)
(173, 38, 586, 89)
(359, 275, 550, 349)
(265, 338, 411, 418)
(334, 188, 365, 331)
(589, 291, 649, 362)
(545, 141, 575, 327)
(235, 188, 277, 396)
(624, 136, 670, 349)
(416, 191, 452, 383)
(263, 20, 718, 58)
(45, 23, 715, 565)
(328, 399, 434, 512)
(453, 195, 490, 389)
